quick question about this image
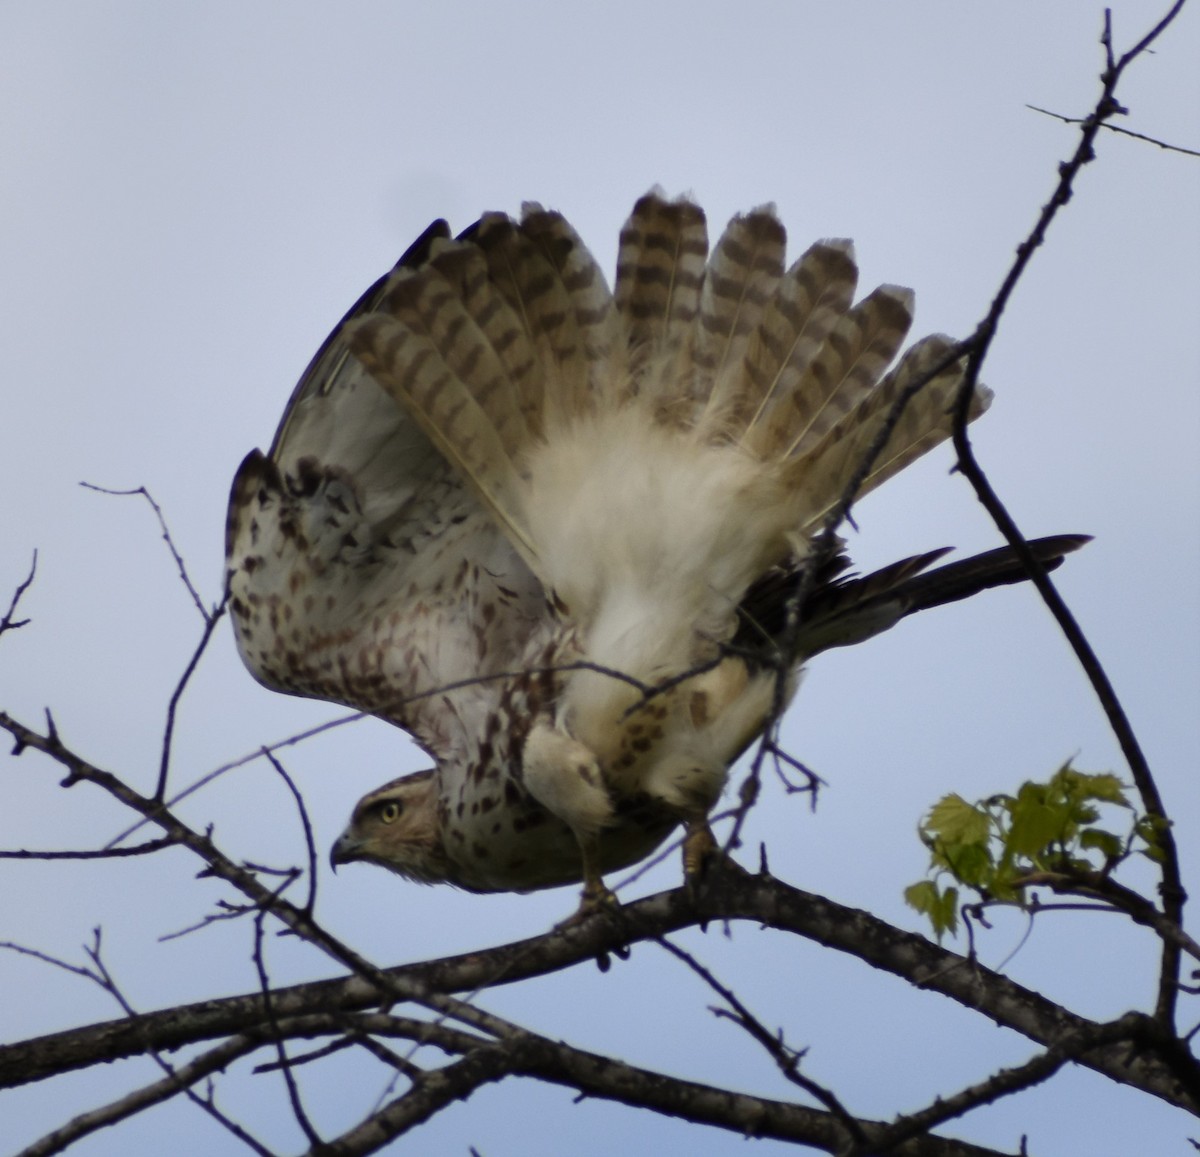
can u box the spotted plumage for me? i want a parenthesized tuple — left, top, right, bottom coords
(226, 193, 1086, 907)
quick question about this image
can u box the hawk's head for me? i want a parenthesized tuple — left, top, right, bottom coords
(330, 769, 451, 885)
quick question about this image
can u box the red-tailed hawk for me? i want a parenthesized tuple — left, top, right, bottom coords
(226, 194, 1083, 910)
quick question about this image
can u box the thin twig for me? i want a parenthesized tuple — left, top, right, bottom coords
(1027, 104, 1200, 157)
(260, 749, 319, 914)
(159, 899, 270, 943)
(155, 596, 228, 801)
(79, 484, 208, 620)
(657, 936, 866, 1144)
(0, 837, 177, 860)
(854, 1014, 1155, 1156)
(0, 552, 37, 639)
(107, 710, 367, 848)
(252, 911, 323, 1148)
(0, 940, 104, 986)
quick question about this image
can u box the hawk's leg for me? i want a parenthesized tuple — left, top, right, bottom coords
(549, 832, 621, 929)
(578, 832, 619, 911)
(682, 815, 719, 897)
(523, 722, 618, 913)
(682, 816, 718, 879)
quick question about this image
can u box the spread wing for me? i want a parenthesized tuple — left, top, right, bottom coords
(224, 221, 551, 762)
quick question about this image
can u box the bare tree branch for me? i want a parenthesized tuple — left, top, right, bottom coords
(4, 866, 1196, 1113)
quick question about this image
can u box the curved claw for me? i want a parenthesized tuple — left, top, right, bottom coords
(556, 837, 621, 929)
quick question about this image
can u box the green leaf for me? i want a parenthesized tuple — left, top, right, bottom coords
(924, 794, 990, 846)
(905, 880, 958, 940)
(1068, 770, 1129, 806)
(904, 880, 938, 916)
(934, 886, 960, 939)
(941, 840, 993, 888)
(1079, 828, 1123, 861)
(1136, 813, 1169, 864)
(1006, 800, 1065, 858)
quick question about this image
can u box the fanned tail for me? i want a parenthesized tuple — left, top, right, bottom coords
(344, 191, 989, 617)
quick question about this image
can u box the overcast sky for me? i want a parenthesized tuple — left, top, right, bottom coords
(2, 3, 1198, 1155)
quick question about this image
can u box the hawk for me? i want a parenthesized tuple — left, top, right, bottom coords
(226, 194, 1084, 910)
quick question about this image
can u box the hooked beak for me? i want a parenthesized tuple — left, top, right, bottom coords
(329, 829, 361, 873)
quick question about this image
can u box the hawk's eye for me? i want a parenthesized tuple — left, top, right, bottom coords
(378, 800, 403, 825)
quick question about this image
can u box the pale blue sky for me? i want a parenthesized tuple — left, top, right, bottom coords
(2, 3, 1198, 1154)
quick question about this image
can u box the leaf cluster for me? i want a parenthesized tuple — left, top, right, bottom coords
(906, 763, 1167, 939)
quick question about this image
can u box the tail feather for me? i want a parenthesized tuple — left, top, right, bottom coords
(784, 334, 990, 529)
(518, 204, 622, 417)
(694, 207, 786, 429)
(732, 238, 858, 451)
(614, 193, 708, 400)
(469, 213, 576, 433)
(794, 533, 1091, 658)
(733, 534, 1091, 662)
(745, 283, 916, 464)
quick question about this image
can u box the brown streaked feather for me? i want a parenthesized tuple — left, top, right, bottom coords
(427, 237, 546, 451)
(734, 238, 858, 451)
(467, 213, 570, 431)
(784, 333, 990, 529)
(694, 207, 787, 427)
(750, 283, 914, 462)
(424, 241, 537, 456)
(346, 275, 540, 570)
(519, 204, 621, 415)
(781, 284, 915, 459)
(614, 192, 708, 369)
